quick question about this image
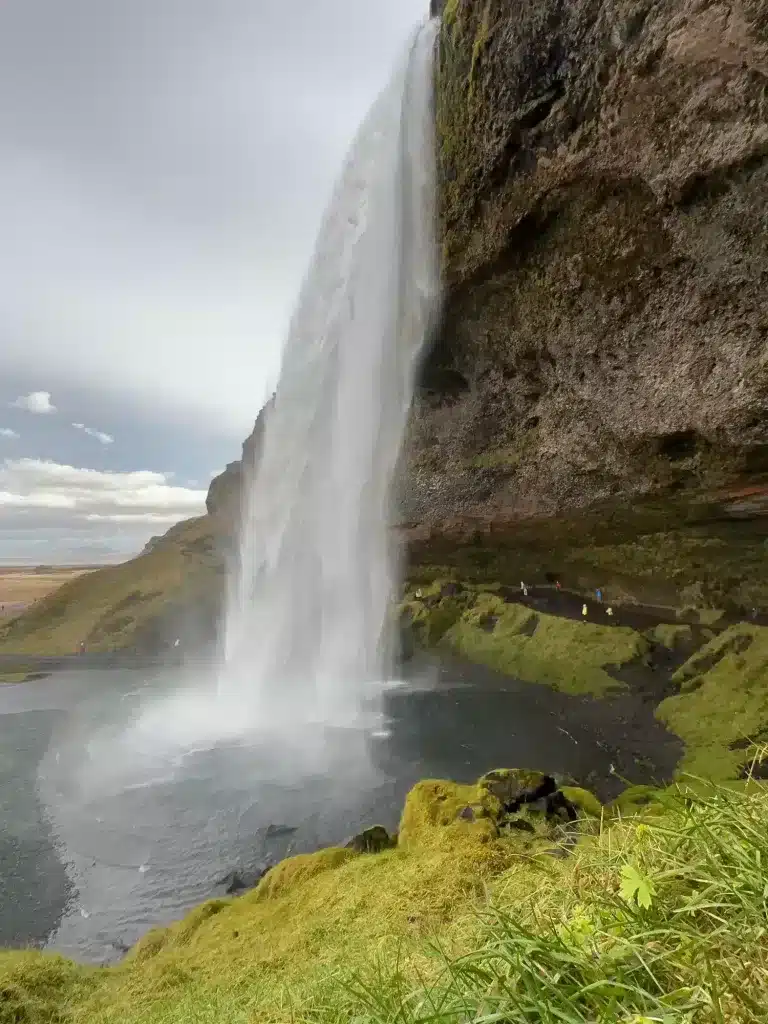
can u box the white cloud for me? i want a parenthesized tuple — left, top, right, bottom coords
(72, 421, 114, 445)
(0, 427, 19, 439)
(11, 390, 57, 414)
(0, 458, 206, 523)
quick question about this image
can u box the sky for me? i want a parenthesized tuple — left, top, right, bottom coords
(0, 0, 427, 564)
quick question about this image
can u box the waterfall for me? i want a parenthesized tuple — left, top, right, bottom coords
(220, 19, 440, 728)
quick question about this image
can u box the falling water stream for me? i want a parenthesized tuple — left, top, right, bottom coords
(221, 19, 440, 729)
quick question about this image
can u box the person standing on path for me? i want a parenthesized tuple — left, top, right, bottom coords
(596, 588, 603, 603)
(582, 603, 588, 619)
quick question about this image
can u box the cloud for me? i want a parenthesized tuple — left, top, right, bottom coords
(72, 421, 114, 445)
(0, 427, 19, 438)
(11, 390, 57, 414)
(0, 457, 206, 524)
(0, 0, 424, 435)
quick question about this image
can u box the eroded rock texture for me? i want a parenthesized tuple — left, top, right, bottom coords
(403, 0, 768, 529)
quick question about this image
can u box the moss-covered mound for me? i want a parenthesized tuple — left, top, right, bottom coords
(5, 772, 768, 1024)
(402, 584, 648, 696)
(657, 624, 768, 779)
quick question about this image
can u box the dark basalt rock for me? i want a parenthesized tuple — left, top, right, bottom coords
(344, 825, 397, 854)
(264, 823, 298, 839)
(477, 769, 583, 844)
(216, 862, 273, 895)
(480, 769, 556, 810)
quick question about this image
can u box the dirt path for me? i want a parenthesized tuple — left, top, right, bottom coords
(500, 583, 768, 629)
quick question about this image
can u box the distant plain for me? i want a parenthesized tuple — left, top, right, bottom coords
(0, 566, 100, 617)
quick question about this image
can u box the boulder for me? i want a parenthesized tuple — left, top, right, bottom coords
(215, 862, 272, 895)
(344, 825, 397, 854)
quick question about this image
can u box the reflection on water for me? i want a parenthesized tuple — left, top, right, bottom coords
(0, 660, 681, 962)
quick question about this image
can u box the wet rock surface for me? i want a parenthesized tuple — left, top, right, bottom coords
(344, 825, 397, 854)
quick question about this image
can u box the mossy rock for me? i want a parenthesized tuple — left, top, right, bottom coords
(398, 779, 498, 849)
(647, 624, 694, 649)
(609, 785, 667, 816)
(559, 786, 603, 819)
(344, 825, 396, 854)
(441, 594, 648, 697)
(400, 582, 474, 648)
(254, 848, 356, 900)
(478, 768, 550, 809)
(658, 624, 768, 779)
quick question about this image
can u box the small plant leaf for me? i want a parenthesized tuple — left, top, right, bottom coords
(620, 863, 656, 909)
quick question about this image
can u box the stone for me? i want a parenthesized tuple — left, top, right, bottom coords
(502, 818, 536, 834)
(344, 825, 396, 854)
(264, 823, 298, 839)
(479, 769, 555, 811)
(216, 862, 272, 895)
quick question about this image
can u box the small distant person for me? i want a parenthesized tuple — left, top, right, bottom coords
(596, 588, 603, 603)
(174, 638, 180, 648)
(522, 585, 529, 597)
(78, 641, 86, 655)
(555, 580, 561, 591)
(607, 606, 614, 617)
(581, 603, 588, 619)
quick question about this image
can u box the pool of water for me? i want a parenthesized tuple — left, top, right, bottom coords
(0, 657, 681, 962)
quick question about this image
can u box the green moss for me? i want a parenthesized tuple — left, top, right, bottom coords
(560, 787, 603, 818)
(647, 624, 694, 648)
(657, 624, 768, 778)
(697, 607, 727, 626)
(468, 0, 492, 99)
(398, 778, 498, 848)
(0, 668, 34, 684)
(442, 0, 461, 29)
(440, 596, 648, 696)
(255, 848, 357, 900)
(609, 785, 667, 816)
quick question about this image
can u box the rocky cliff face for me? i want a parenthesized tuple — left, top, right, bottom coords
(205, 397, 273, 537)
(403, 0, 768, 531)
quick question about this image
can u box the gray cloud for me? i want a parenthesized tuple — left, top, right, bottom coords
(0, 0, 427, 436)
(0, 0, 427, 563)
